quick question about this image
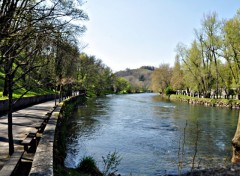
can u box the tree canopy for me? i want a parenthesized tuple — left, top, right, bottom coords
(151, 10, 240, 99)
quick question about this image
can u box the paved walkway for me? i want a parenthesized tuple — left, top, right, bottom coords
(0, 100, 57, 170)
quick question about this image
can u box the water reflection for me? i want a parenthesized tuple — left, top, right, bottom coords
(65, 93, 239, 175)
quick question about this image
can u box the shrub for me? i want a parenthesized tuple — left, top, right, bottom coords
(102, 151, 122, 176)
(164, 86, 176, 96)
(77, 156, 103, 175)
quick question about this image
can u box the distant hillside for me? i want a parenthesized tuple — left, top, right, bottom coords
(115, 66, 155, 92)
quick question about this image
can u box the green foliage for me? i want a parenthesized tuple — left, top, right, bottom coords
(75, 151, 122, 176)
(114, 77, 131, 94)
(77, 156, 97, 172)
(150, 11, 240, 99)
(115, 67, 154, 92)
(171, 55, 184, 90)
(0, 80, 55, 100)
(102, 151, 122, 176)
(77, 54, 115, 97)
(55, 167, 88, 176)
(151, 64, 172, 93)
(0, 64, 55, 100)
(164, 86, 176, 96)
(171, 94, 240, 106)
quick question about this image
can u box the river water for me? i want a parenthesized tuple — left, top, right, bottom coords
(64, 93, 239, 175)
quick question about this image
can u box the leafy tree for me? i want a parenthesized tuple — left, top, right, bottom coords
(177, 13, 223, 98)
(222, 12, 240, 98)
(166, 10, 240, 99)
(151, 64, 172, 94)
(77, 53, 114, 96)
(183, 40, 212, 97)
(164, 86, 176, 97)
(114, 77, 131, 94)
(171, 55, 184, 90)
(0, 0, 88, 155)
(200, 12, 223, 98)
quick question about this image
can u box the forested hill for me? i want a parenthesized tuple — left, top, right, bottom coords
(115, 66, 155, 92)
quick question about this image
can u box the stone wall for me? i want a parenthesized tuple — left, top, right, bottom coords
(29, 95, 83, 176)
(29, 106, 61, 176)
(0, 94, 58, 114)
(170, 95, 240, 109)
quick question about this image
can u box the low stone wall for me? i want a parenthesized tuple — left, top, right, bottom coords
(0, 94, 58, 114)
(28, 95, 83, 176)
(29, 106, 61, 176)
(170, 95, 240, 109)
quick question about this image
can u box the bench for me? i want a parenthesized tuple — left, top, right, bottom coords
(46, 108, 55, 116)
(43, 115, 50, 122)
(33, 121, 47, 133)
(46, 111, 52, 116)
(21, 133, 37, 152)
(0, 151, 24, 176)
(45, 107, 56, 117)
(21, 151, 35, 162)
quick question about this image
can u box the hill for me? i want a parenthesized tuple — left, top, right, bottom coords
(115, 66, 155, 92)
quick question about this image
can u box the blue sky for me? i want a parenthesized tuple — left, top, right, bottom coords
(80, 1, 240, 72)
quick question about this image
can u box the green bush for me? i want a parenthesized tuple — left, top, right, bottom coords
(77, 156, 103, 175)
(164, 87, 176, 96)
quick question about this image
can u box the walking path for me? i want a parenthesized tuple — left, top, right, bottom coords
(0, 100, 57, 171)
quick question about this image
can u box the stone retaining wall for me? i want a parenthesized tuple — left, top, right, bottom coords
(171, 95, 240, 109)
(28, 95, 81, 176)
(0, 94, 58, 114)
(29, 106, 61, 176)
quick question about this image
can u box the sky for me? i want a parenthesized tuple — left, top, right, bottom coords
(79, 0, 240, 72)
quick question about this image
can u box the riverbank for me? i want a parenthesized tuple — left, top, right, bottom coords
(167, 94, 240, 175)
(180, 164, 240, 176)
(170, 94, 240, 109)
(54, 95, 87, 175)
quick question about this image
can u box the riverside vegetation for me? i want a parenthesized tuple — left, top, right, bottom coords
(169, 94, 240, 109)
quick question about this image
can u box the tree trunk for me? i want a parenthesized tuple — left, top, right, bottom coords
(232, 112, 240, 163)
(203, 92, 210, 98)
(3, 75, 8, 96)
(3, 57, 10, 96)
(8, 75, 14, 155)
(55, 86, 57, 106)
(59, 85, 62, 102)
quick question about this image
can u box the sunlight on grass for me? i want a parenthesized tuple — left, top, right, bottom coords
(0, 67, 56, 101)
(0, 88, 56, 101)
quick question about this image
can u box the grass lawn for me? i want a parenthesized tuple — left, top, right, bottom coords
(0, 67, 56, 100)
(0, 88, 56, 100)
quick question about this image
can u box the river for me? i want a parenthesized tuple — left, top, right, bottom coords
(64, 93, 239, 175)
